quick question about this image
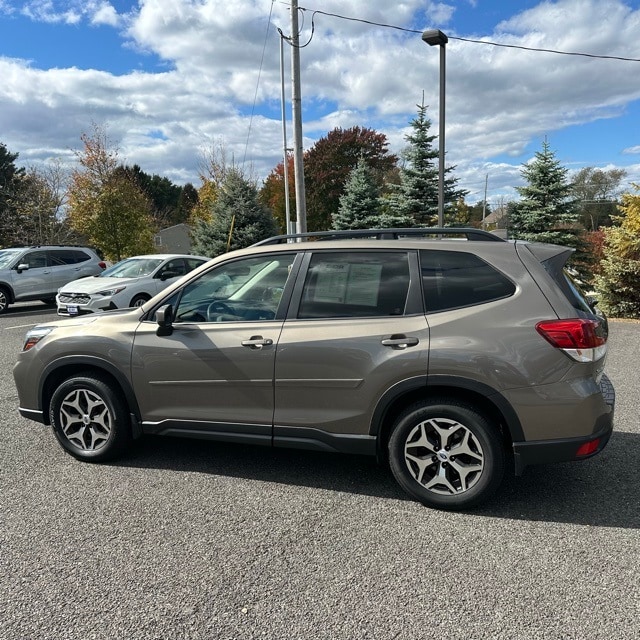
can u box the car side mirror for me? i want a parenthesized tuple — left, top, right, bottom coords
(16, 263, 29, 273)
(156, 304, 174, 336)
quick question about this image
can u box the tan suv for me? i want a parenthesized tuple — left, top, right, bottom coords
(13, 229, 615, 510)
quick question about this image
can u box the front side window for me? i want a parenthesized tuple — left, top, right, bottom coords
(173, 254, 296, 323)
(420, 249, 515, 313)
(21, 251, 48, 269)
(298, 252, 410, 319)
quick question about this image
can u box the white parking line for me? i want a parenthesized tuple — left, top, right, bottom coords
(4, 323, 41, 330)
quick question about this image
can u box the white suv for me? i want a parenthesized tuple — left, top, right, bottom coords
(56, 254, 209, 316)
(0, 245, 106, 314)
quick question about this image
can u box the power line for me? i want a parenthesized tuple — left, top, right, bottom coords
(243, 0, 276, 167)
(294, 6, 640, 62)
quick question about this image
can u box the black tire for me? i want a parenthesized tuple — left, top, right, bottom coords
(49, 374, 132, 462)
(388, 399, 505, 510)
(130, 293, 150, 307)
(0, 287, 10, 314)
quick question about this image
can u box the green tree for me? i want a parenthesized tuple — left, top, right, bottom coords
(509, 140, 598, 282)
(389, 100, 467, 226)
(191, 169, 277, 258)
(333, 156, 412, 230)
(0, 143, 26, 246)
(123, 165, 198, 228)
(595, 185, 640, 318)
(509, 140, 580, 244)
(303, 126, 398, 232)
(571, 167, 627, 231)
(67, 125, 154, 261)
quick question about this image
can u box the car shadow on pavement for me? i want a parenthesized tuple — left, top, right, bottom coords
(120, 429, 639, 529)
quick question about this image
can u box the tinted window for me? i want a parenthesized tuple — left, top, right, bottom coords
(21, 251, 48, 269)
(50, 249, 90, 265)
(420, 250, 515, 313)
(298, 252, 410, 319)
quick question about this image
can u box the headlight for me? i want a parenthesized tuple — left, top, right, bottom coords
(97, 286, 126, 296)
(23, 327, 54, 351)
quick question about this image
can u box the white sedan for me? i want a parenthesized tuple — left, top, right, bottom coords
(56, 254, 209, 316)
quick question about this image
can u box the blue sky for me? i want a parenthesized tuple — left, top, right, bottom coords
(1, 0, 639, 205)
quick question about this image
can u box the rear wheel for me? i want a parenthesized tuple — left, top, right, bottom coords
(388, 399, 505, 510)
(0, 287, 10, 314)
(49, 374, 131, 462)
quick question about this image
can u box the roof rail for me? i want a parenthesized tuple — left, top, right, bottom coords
(253, 227, 505, 246)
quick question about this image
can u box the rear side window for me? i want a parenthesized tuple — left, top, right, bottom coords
(420, 249, 515, 313)
(50, 249, 91, 265)
(298, 251, 410, 318)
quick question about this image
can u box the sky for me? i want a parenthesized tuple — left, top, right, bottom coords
(1, 0, 639, 207)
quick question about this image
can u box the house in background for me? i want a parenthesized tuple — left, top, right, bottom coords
(154, 223, 192, 254)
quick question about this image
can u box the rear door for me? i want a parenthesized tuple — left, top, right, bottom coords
(273, 250, 429, 444)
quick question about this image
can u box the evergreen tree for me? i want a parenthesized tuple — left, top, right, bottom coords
(595, 185, 640, 318)
(333, 157, 411, 230)
(509, 140, 580, 244)
(191, 169, 277, 258)
(389, 100, 466, 226)
(0, 143, 26, 246)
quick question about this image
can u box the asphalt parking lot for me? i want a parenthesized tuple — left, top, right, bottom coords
(1, 304, 638, 639)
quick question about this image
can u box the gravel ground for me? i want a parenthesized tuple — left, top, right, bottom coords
(1, 307, 638, 640)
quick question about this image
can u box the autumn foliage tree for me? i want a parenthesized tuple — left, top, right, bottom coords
(67, 125, 154, 261)
(303, 126, 398, 232)
(595, 185, 640, 317)
(259, 154, 294, 234)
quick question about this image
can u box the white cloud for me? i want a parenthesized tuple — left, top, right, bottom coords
(623, 146, 640, 155)
(1, 0, 640, 199)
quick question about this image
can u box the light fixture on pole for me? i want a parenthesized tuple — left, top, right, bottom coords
(422, 29, 448, 227)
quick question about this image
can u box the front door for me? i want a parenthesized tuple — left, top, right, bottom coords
(131, 252, 298, 440)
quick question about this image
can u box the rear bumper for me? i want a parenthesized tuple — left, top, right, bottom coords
(513, 408, 613, 475)
(512, 373, 615, 475)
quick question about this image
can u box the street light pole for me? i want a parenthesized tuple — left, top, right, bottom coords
(422, 29, 448, 227)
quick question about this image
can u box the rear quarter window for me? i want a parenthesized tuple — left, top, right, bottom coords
(420, 249, 516, 313)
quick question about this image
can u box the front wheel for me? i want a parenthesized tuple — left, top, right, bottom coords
(388, 399, 505, 510)
(49, 374, 131, 462)
(130, 293, 150, 307)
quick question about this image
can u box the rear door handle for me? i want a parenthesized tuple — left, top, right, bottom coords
(241, 336, 274, 350)
(381, 335, 419, 350)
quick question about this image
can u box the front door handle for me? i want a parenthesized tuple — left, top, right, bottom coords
(381, 335, 419, 350)
(241, 336, 274, 350)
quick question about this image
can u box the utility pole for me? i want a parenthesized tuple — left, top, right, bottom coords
(290, 0, 307, 233)
(482, 174, 488, 228)
(279, 34, 292, 234)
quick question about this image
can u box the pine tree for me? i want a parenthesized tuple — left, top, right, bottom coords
(509, 140, 580, 244)
(191, 169, 277, 258)
(332, 157, 413, 230)
(389, 99, 466, 226)
(595, 185, 640, 318)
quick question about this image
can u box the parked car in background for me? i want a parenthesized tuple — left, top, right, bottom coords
(0, 245, 106, 314)
(56, 254, 209, 316)
(15, 229, 614, 510)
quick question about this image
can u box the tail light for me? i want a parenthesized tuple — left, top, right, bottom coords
(98, 261, 107, 269)
(535, 318, 607, 363)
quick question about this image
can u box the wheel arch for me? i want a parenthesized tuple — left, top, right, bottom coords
(39, 356, 142, 436)
(372, 375, 523, 463)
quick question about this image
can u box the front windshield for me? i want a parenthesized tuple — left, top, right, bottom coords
(101, 257, 163, 279)
(0, 249, 22, 269)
